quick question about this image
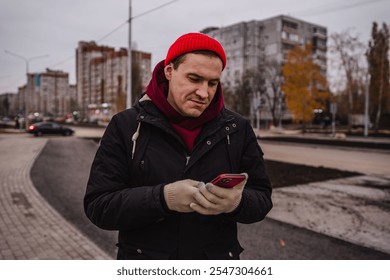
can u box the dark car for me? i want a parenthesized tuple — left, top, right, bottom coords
(27, 122, 74, 137)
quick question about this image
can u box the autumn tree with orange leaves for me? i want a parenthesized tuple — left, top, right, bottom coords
(282, 43, 332, 132)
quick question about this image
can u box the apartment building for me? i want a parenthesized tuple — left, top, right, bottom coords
(6, 69, 73, 120)
(204, 15, 327, 87)
(76, 41, 151, 122)
(17, 85, 26, 115)
(203, 15, 327, 123)
(38, 69, 70, 117)
(0, 93, 18, 117)
(68, 84, 77, 114)
(76, 41, 115, 121)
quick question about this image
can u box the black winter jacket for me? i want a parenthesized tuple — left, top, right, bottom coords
(84, 96, 272, 260)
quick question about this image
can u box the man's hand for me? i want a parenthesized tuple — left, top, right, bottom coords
(163, 179, 202, 212)
(190, 173, 248, 215)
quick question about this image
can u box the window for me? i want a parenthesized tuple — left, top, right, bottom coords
(313, 27, 327, 36)
(282, 43, 295, 50)
(282, 31, 299, 42)
(290, 34, 299, 42)
(282, 20, 298, 29)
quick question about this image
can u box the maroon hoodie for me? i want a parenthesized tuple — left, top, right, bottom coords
(145, 60, 224, 153)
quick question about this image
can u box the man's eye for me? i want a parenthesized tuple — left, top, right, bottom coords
(189, 76, 200, 82)
(209, 82, 218, 87)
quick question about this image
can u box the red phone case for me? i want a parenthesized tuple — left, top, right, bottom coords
(210, 174, 246, 188)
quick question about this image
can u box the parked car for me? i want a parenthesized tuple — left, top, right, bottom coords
(2, 116, 11, 123)
(27, 122, 74, 136)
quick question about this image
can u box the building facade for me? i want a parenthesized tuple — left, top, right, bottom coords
(4, 69, 74, 122)
(76, 41, 151, 122)
(204, 15, 327, 87)
(0, 93, 18, 117)
(203, 15, 327, 124)
(38, 69, 70, 117)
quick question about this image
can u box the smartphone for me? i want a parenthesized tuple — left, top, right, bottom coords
(210, 174, 246, 188)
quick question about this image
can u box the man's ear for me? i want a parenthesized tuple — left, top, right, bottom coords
(164, 64, 173, 80)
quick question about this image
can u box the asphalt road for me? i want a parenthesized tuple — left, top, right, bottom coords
(260, 141, 390, 177)
(30, 137, 118, 258)
(31, 136, 390, 259)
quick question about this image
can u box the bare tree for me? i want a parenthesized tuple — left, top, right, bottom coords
(328, 30, 367, 130)
(263, 60, 285, 127)
(233, 57, 286, 129)
(367, 22, 390, 131)
(234, 73, 254, 118)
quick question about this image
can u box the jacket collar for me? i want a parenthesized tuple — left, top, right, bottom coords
(135, 94, 234, 135)
(134, 94, 239, 158)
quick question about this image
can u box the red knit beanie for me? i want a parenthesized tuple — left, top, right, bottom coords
(165, 32, 226, 70)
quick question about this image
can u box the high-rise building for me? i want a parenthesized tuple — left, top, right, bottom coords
(0, 93, 18, 117)
(38, 69, 69, 117)
(67, 84, 77, 114)
(12, 69, 70, 120)
(76, 41, 115, 121)
(204, 15, 327, 88)
(17, 85, 26, 115)
(132, 50, 152, 92)
(203, 15, 327, 123)
(76, 41, 151, 122)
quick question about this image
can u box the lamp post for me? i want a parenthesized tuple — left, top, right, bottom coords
(364, 74, 370, 137)
(127, 0, 178, 108)
(4, 50, 48, 129)
(127, 0, 132, 109)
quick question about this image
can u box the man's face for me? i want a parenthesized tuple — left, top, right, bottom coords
(164, 53, 223, 118)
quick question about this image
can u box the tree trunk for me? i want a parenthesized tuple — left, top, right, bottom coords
(374, 48, 385, 132)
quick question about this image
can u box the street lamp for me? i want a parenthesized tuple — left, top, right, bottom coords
(4, 50, 48, 129)
(364, 74, 370, 137)
(127, 0, 132, 109)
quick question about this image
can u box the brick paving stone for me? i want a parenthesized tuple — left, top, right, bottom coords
(0, 136, 112, 260)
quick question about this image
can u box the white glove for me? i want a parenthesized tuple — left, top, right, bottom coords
(163, 179, 202, 213)
(190, 173, 248, 215)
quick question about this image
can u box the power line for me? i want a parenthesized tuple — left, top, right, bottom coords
(292, 0, 388, 18)
(132, 0, 179, 20)
(49, 0, 181, 69)
(96, 21, 128, 43)
(49, 54, 75, 68)
(48, 20, 128, 69)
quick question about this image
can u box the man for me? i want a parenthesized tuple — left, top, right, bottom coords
(84, 32, 272, 260)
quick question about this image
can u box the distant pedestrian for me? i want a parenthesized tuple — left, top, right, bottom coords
(14, 116, 20, 129)
(84, 32, 272, 260)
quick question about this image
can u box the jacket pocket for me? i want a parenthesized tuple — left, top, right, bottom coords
(116, 243, 172, 260)
(204, 242, 244, 260)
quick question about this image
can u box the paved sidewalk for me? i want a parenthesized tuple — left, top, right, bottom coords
(268, 175, 390, 255)
(0, 136, 112, 259)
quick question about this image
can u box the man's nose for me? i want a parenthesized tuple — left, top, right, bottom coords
(196, 82, 209, 98)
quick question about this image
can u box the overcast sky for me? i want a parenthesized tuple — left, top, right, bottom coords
(0, 0, 389, 93)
